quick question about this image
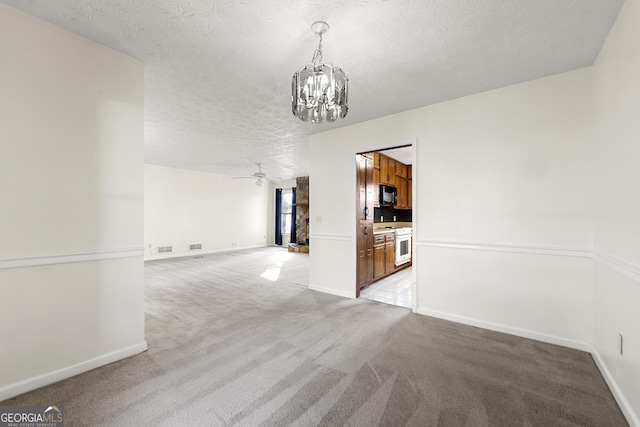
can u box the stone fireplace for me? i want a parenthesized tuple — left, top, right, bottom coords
(289, 176, 309, 253)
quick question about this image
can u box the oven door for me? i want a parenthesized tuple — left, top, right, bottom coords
(395, 235, 412, 266)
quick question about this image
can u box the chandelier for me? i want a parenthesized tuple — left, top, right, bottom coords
(291, 21, 348, 123)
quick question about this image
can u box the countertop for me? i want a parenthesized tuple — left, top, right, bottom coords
(373, 222, 412, 234)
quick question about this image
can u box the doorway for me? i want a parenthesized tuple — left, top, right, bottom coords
(355, 144, 413, 308)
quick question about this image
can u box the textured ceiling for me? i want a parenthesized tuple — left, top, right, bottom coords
(3, 0, 624, 180)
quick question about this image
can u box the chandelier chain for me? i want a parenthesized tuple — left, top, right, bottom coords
(311, 33, 323, 66)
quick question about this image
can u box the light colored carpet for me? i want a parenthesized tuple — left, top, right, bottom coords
(2, 247, 628, 426)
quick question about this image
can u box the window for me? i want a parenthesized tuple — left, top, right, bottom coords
(281, 190, 293, 236)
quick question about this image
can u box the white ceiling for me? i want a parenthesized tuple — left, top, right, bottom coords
(382, 146, 413, 166)
(3, 0, 623, 180)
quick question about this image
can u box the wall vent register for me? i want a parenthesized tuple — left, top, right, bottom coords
(157, 246, 173, 253)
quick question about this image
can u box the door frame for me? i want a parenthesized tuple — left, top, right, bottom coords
(354, 138, 417, 312)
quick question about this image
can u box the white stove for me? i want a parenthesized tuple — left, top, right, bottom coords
(394, 227, 412, 266)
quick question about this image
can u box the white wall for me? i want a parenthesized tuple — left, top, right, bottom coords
(592, 0, 640, 423)
(0, 4, 145, 400)
(144, 165, 271, 259)
(310, 67, 594, 346)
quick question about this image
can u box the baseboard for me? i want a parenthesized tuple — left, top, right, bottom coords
(416, 307, 591, 352)
(308, 284, 354, 299)
(591, 346, 640, 427)
(144, 244, 267, 261)
(0, 341, 148, 402)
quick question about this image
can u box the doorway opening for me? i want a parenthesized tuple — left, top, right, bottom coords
(355, 145, 413, 309)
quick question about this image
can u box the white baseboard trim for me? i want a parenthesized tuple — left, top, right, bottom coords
(0, 341, 148, 402)
(591, 345, 639, 427)
(308, 284, 354, 299)
(0, 248, 144, 270)
(416, 307, 591, 352)
(144, 244, 267, 261)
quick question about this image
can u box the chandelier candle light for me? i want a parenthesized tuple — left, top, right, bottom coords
(292, 21, 348, 123)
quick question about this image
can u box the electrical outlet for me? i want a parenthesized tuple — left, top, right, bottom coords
(380, 216, 384, 222)
(316, 215, 323, 224)
(231, 241, 237, 247)
(393, 215, 397, 221)
(617, 333, 623, 355)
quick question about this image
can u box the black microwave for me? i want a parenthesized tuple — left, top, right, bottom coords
(379, 185, 397, 206)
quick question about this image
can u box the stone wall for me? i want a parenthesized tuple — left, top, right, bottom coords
(295, 176, 309, 245)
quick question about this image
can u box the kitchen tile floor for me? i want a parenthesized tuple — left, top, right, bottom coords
(359, 266, 412, 308)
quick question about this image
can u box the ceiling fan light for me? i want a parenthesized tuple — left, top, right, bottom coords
(256, 178, 264, 187)
(292, 21, 348, 124)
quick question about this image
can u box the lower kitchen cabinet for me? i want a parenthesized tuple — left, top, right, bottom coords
(373, 232, 396, 281)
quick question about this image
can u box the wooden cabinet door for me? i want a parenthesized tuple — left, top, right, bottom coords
(396, 162, 407, 178)
(385, 240, 396, 274)
(365, 156, 374, 219)
(366, 229, 374, 284)
(407, 165, 412, 209)
(373, 168, 380, 207)
(356, 154, 374, 294)
(373, 242, 386, 280)
(398, 177, 408, 209)
(379, 155, 389, 184)
(357, 221, 374, 291)
(357, 155, 366, 221)
(387, 159, 396, 186)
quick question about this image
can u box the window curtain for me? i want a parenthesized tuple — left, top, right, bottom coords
(275, 188, 282, 245)
(290, 187, 297, 244)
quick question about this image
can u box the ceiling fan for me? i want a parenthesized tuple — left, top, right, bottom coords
(232, 164, 280, 186)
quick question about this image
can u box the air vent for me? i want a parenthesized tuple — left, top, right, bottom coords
(189, 243, 202, 251)
(158, 246, 172, 253)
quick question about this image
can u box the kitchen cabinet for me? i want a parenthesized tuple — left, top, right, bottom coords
(385, 233, 395, 274)
(397, 176, 408, 209)
(375, 151, 411, 207)
(408, 165, 412, 209)
(373, 231, 396, 281)
(395, 160, 409, 209)
(379, 155, 396, 186)
(356, 153, 375, 294)
(373, 167, 380, 207)
(373, 234, 386, 280)
(387, 159, 396, 186)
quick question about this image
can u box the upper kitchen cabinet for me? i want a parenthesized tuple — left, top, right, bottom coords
(373, 150, 412, 210)
(378, 155, 396, 186)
